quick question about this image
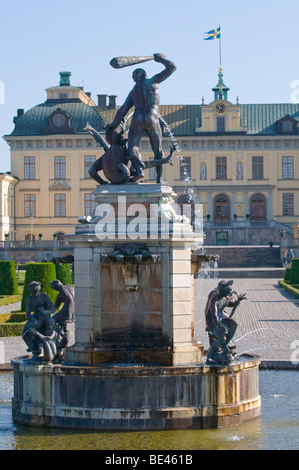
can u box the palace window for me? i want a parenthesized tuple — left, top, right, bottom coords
(216, 117, 225, 133)
(282, 156, 294, 179)
(180, 157, 191, 180)
(54, 193, 66, 217)
(214, 194, 230, 220)
(84, 155, 96, 178)
(24, 194, 36, 217)
(54, 156, 66, 179)
(282, 193, 294, 216)
(216, 156, 227, 179)
(84, 193, 96, 217)
(252, 156, 264, 179)
(24, 156, 35, 180)
(250, 194, 266, 220)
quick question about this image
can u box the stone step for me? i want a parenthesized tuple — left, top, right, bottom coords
(216, 268, 285, 279)
(204, 246, 282, 269)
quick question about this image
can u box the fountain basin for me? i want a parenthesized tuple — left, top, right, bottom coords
(11, 354, 261, 430)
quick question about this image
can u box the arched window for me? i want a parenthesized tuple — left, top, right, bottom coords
(250, 194, 266, 221)
(25, 233, 35, 241)
(55, 232, 65, 240)
(214, 195, 230, 221)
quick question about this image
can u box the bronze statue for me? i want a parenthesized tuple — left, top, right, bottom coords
(204, 280, 246, 365)
(50, 279, 75, 351)
(22, 281, 56, 361)
(109, 53, 176, 183)
(85, 122, 175, 184)
(22, 280, 75, 363)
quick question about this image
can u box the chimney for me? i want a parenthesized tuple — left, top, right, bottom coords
(97, 94, 107, 110)
(108, 95, 117, 109)
(13, 109, 24, 124)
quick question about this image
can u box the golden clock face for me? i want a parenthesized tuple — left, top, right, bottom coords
(214, 102, 227, 115)
(53, 113, 66, 127)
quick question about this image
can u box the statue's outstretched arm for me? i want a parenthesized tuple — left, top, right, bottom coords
(151, 53, 177, 84)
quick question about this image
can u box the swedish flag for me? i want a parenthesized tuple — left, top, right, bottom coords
(204, 27, 221, 40)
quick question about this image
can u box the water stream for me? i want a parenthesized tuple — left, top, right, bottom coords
(0, 370, 298, 450)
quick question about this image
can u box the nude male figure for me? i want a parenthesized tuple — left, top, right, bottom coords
(111, 53, 176, 183)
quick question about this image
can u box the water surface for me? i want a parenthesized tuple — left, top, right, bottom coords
(0, 370, 298, 450)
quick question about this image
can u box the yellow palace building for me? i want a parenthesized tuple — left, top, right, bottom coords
(3, 69, 299, 245)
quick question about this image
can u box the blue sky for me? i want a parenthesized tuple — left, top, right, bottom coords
(0, 0, 299, 172)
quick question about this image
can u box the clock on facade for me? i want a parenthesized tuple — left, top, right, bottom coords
(53, 113, 66, 127)
(214, 102, 227, 115)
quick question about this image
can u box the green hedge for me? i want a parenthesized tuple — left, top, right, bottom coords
(0, 313, 26, 324)
(278, 280, 299, 299)
(0, 261, 19, 295)
(21, 262, 57, 311)
(55, 263, 72, 285)
(0, 312, 26, 337)
(284, 268, 291, 283)
(289, 258, 299, 285)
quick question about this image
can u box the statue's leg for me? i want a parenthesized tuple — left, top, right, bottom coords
(89, 158, 108, 185)
(221, 318, 237, 347)
(128, 125, 145, 181)
(207, 327, 226, 363)
(147, 123, 164, 183)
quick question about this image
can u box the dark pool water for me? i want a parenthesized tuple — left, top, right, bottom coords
(0, 370, 298, 450)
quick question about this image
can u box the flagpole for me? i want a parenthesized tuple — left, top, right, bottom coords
(219, 23, 222, 67)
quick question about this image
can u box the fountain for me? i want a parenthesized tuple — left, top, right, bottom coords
(11, 53, 261, 430)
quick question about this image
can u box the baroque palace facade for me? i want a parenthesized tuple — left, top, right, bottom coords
(2, 70, 299, 245)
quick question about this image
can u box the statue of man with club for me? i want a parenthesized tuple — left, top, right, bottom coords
(109, 53, 176, 183)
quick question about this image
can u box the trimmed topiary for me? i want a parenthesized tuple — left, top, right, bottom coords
(0, 261, 19, 295)
(21, 262, 57, 311)
(55, 263, 72, 286)
(0, 312, 26, 337)
(289, 258, 299, 285)
(284, 268, 292, 283)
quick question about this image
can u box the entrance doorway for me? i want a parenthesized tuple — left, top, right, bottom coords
(216, 231, 228, 246)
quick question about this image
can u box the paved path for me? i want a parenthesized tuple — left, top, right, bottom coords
(194, 278, 299, 366)
(1, 280, 299, 368)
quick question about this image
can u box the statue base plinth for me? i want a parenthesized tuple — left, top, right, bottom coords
(11, 354, 261, 430)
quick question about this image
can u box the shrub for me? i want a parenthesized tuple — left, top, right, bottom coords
(284, 268, 292, 283)
(0, 313, 26, 337)
(278, 280, 299, 299)
(289, 259, 299, 285)
(0, 322, 26, 337)
(0, 261, 19, 295)
(55, 263, 72, 285)
(21, 262, 57, 311)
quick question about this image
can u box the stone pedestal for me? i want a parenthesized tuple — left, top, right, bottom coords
(65, 183, 204, 366)
(11, 182, 261, 430)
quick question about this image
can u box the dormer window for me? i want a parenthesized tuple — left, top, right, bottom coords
(59, 93, 68, 100)
(277, 115, 297, 134)
(282, 120, 293, 133)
